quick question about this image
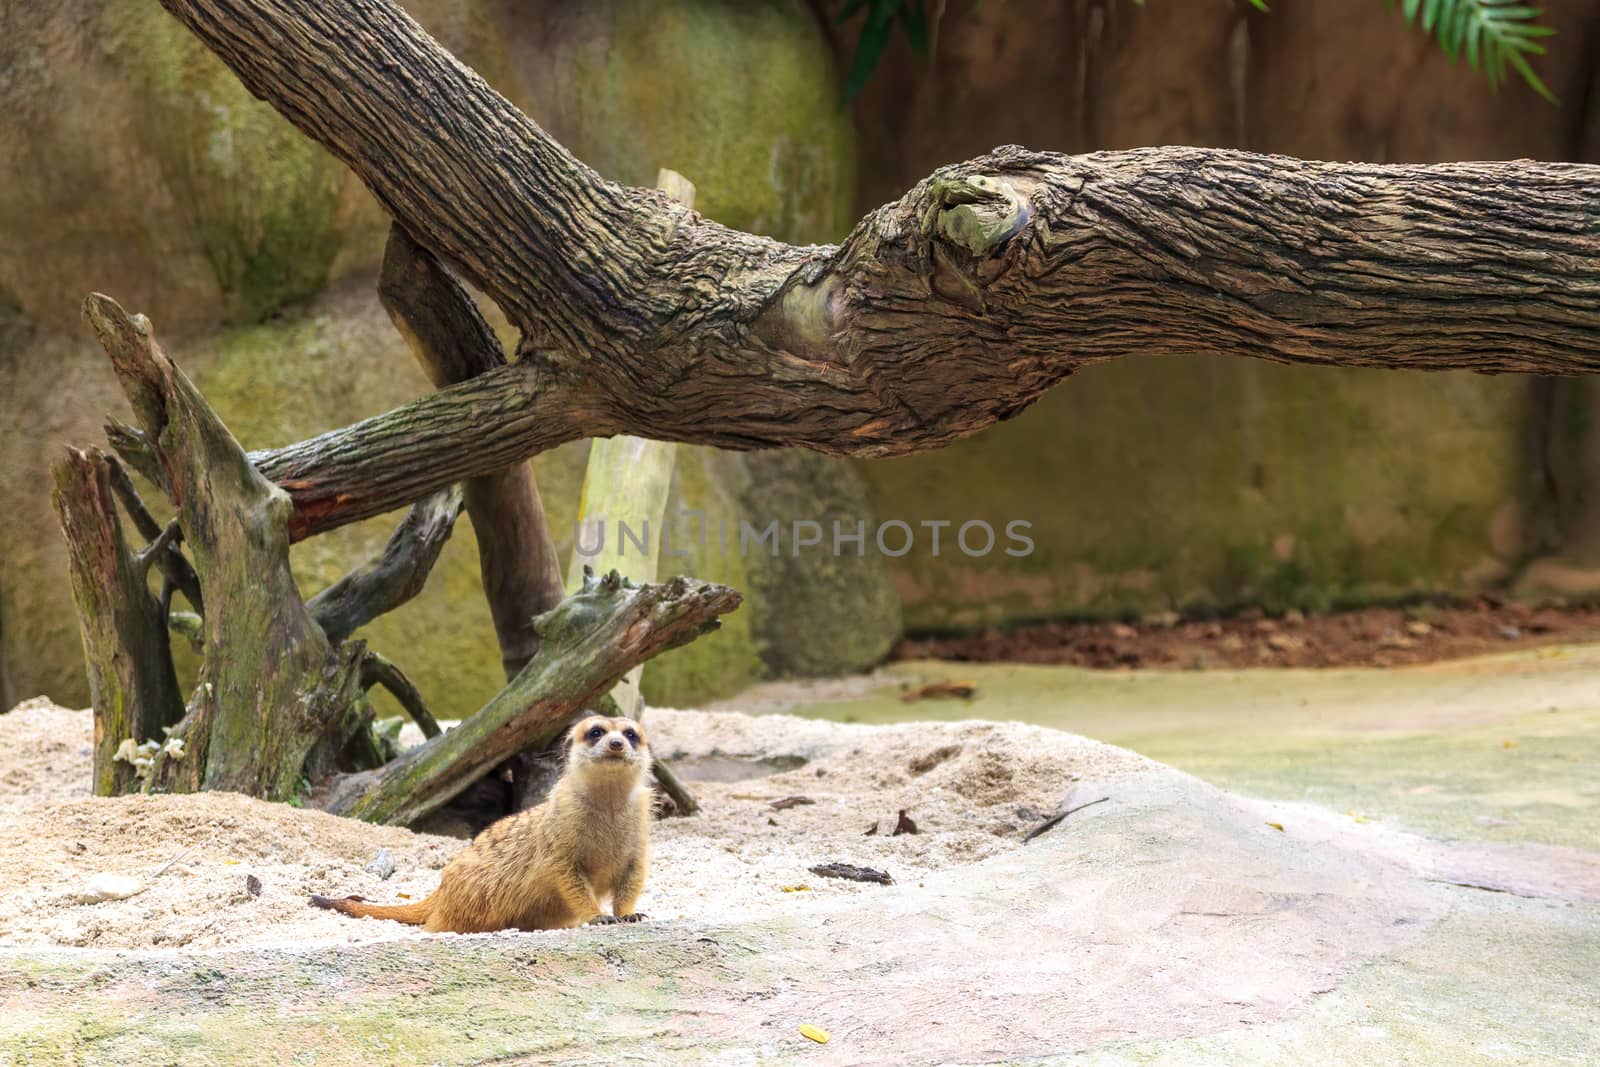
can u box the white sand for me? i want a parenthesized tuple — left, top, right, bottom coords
(0, 699, 1149, 951)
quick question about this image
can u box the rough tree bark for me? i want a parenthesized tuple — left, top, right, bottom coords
(377, 222, 584, 820)
(51, 448, 185, 794)
(150, 0, 1600, 541)
(306, 485, 464, 645)
(569, 168, 698, 719)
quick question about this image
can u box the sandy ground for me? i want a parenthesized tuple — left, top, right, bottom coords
(0, 697, 1147, 952)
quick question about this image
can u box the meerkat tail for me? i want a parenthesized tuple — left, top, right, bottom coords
(309, 893, 432, 926)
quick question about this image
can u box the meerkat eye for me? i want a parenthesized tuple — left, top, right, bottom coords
(585, 725, 605, 742)
(623, 729, 639, 745)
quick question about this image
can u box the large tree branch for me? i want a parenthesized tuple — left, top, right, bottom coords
(162, 0, 1600, 539)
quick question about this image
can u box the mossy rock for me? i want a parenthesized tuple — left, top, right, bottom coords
(735, 450, 902, 678)
(0, 0, 388, 334)
(860, 356, 1535, 630)
(485, 0, 856, 241)
(635, 447, 902, 705)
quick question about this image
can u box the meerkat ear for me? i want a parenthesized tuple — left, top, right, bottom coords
(558, 719, 579, 760)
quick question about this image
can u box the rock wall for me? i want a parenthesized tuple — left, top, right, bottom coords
(844, 0, 1600, 628)
(0, 0, 898, 711)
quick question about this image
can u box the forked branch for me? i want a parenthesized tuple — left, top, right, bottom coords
(147, 0, 1600, 538)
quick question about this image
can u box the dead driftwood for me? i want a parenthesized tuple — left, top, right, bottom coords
(809, 863, 895, 886)
(322, 568, 738, 825)
(54, 295, 740, 823)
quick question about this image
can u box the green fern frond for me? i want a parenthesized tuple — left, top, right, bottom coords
(1383, 0, 1557, 102)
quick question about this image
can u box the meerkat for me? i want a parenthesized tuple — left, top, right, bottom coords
(310, 715, 653, 933)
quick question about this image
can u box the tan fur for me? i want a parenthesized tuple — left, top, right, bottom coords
(310, 716, 653, 933)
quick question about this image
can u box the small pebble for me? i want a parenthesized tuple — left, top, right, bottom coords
(365, 848, 397, 880)
(78, 873, 143, 903)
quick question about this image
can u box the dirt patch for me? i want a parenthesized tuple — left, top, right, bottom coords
(892, 599, 1600, 671)
(0, 701, 1147, 951)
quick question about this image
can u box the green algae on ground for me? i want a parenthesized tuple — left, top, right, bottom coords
(773, 648, 1600, 852)
(1080, 896, 1600, 1066)
(0, 888, 800, 1066)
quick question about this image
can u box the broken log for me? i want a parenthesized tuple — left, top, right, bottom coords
(322, 567, 739, 825)
(359, 651, 442, 740)
(82, 294, 366, 799)
(105, 454, 204, 616)
(307, 485, 464, 645)
(50, 446, 185, 794)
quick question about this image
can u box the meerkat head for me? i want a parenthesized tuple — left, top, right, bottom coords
(565, 715, 650, 777)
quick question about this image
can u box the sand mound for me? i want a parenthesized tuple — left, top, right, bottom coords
(15, 698, 1585, 1066)
(0, 697, 93, 809)
(0, 700, 1149, 951)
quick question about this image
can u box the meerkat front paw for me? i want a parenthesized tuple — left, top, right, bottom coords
(588, 912, 647, 925)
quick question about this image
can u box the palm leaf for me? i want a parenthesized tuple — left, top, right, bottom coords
(1384, 0, 1557, 102)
